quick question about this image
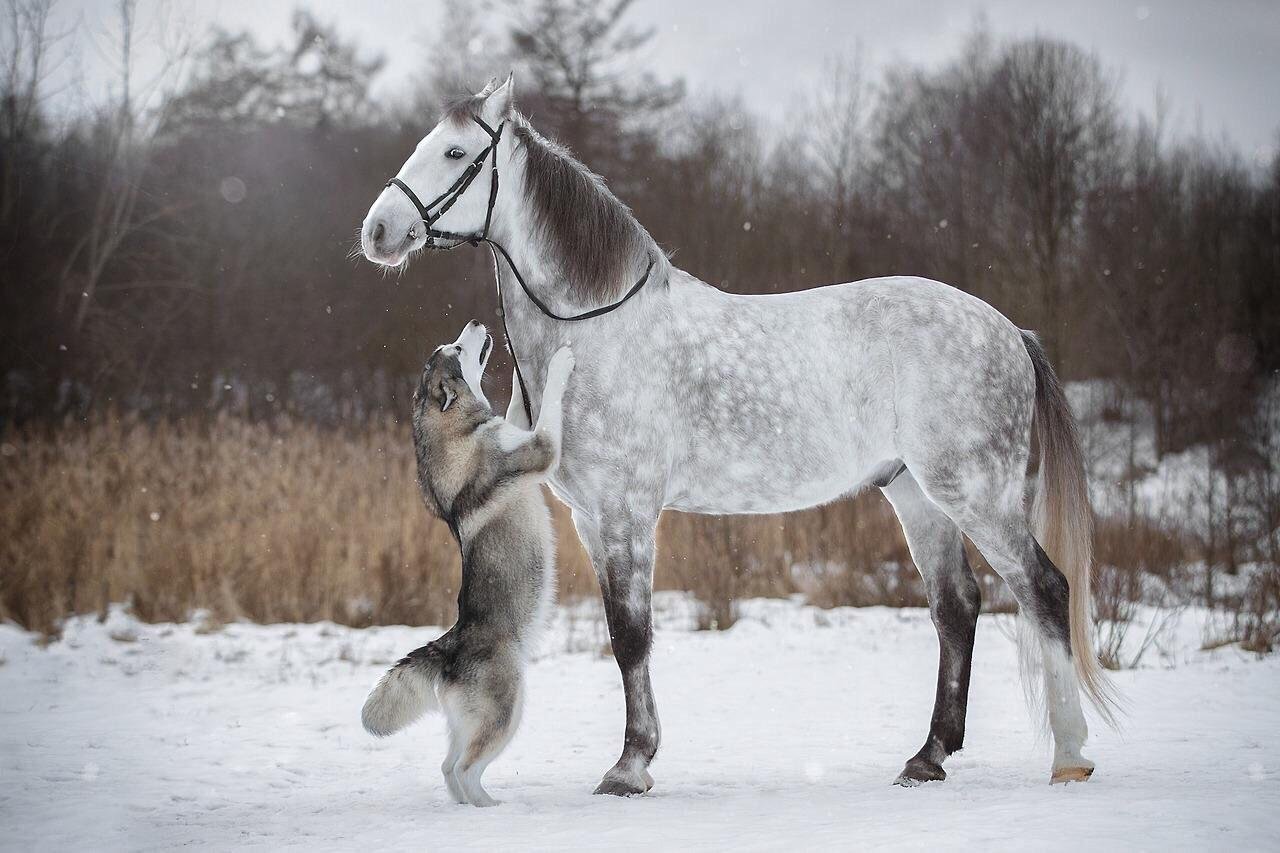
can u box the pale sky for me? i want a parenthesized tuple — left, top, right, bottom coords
(47, 0, 1280, 166)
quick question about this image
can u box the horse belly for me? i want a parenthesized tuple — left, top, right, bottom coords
(666, 414, 893, 514)
(668, 461, 866, 514)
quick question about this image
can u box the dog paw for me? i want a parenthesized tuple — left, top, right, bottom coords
(547, 346, 575, 386)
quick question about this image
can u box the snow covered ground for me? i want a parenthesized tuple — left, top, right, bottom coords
(2, 595, 1277, 852)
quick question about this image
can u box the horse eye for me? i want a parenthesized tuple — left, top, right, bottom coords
(446, 147, 465, 159)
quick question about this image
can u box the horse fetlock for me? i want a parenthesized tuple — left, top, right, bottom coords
(624, 722, 660, 761)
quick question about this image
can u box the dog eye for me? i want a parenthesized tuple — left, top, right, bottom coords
(445, 147, 465, 159)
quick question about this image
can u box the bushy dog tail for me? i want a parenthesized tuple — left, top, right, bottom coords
(361, 642, 446, 737)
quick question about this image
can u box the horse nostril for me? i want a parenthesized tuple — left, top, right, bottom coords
(372, 221, 385, 244)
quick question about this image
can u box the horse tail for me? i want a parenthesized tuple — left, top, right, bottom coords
(361, 642, 446, 737)
(1021, 330, 1120, 727)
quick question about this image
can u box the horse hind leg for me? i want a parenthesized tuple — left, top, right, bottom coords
(882, 471, 981, 786)
(1027, 541, 1095, 783)
(923, 481, 1094, 784)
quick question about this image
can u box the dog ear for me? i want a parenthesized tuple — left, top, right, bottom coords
(439, 380, 458, 412)
(430, 373, 459, 412)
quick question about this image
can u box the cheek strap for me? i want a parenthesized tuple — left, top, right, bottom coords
(384, 115, 504, 244)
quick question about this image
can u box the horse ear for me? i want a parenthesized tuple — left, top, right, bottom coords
(480, 72, 514, 123)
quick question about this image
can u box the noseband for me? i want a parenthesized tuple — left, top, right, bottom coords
(385, 114, 504, 246)
(383, 113, 657, 424)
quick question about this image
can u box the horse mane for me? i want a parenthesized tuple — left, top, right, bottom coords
(439, 92, 665, 304)
(511, 120, 665, 304)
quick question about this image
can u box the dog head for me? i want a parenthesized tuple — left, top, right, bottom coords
(415, 320, 494, 421)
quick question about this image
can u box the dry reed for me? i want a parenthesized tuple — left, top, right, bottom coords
(1, 415, 919, 635)
(7, 415, 1207, 640)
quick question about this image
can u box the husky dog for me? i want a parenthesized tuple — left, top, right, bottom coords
(361, 319, 574, 807)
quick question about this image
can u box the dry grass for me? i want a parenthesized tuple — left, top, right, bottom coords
(1092, 515, 1192, 669)
(0, 415, 916, 635)
(6, 416, 1245, 650)
(2, 415, 462, 633)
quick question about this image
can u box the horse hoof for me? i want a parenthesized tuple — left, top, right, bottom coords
(1050, 765, 1094, 784)
(594, 778, 647, 797)
(894, 758, 946, 786)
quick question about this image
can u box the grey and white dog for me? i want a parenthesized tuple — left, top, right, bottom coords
(361, 320, 574, 807)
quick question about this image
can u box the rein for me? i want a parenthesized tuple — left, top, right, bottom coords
(385, 113, 656, 425)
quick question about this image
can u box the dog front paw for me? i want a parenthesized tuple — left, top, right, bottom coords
(546, 346, 575, 387)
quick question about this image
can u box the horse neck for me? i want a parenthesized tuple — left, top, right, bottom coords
(487, 152, 595, 320)
(485, 193, 560, 376)
(481, 197, 561, 400)
(485, 160, 664, 384)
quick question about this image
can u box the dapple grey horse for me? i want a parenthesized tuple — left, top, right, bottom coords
(360, 75, 1116, 795)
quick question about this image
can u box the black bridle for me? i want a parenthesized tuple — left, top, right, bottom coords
(385, 115, 504, 246)
(384, 113, 657, 424)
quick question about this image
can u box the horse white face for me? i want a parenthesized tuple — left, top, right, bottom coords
(361, 76, 514, 267)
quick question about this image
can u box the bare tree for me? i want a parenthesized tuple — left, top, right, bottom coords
(418, 0, 506, 106)
(0, 0, 66, 229)
(869, 30, 1011, 301)
(803, 52, 871, 281)
(164, 12, 383, 132)
(56, 0, 191, 336)
(506, 0, 682, 157)
(989, 37, 1119, 363)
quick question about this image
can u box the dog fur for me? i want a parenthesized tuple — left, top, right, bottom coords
(361, 319, 573, 806)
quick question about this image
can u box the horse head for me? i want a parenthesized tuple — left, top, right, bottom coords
(361, 74, 515, 267)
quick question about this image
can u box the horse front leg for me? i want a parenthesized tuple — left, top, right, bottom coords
(573, 507, 661, 796)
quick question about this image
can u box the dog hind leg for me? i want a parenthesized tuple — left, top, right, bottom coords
(453, 672, 523, 807)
